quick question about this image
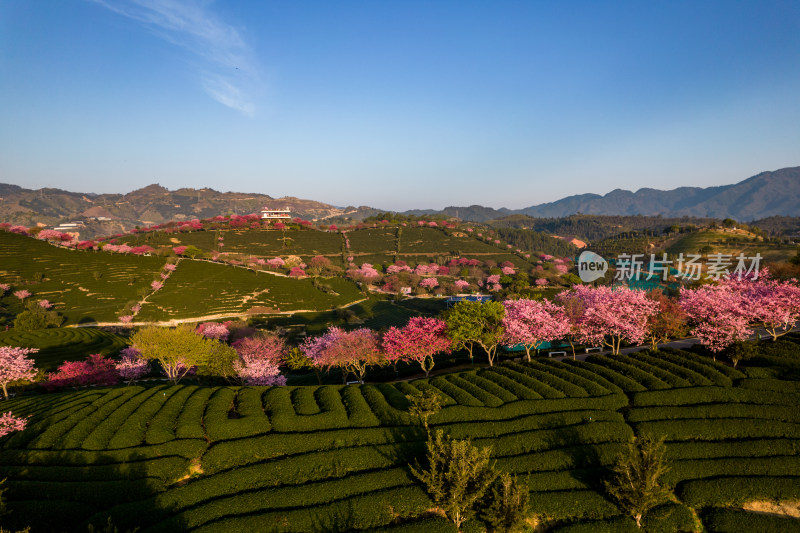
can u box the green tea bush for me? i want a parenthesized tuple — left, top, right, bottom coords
(145, 385, 199, 444)
(665, 455, 800, 485)
(627, 403, 800, 423)
(361, 384, 413, 425)
(460, 372, 518, 403)
(493, 365, 566, 399)
(549, 516, 638, 533)
(341, 385, 381, 427)
(530, 359, 615, 396)
(564, 360, 647, 393)
(82, 386, 164, 450)
(667, 438, 800, 461)
(488, 422, 633, 461)
(613, 354, 692, 388)
(445, 375, 505, 407)
(267, 386, 350, 431)
(585, 355, 670, 390)
(552, 360, 626, 394)
(49, 388, 138, 450)
(174, 386, 214, 439)
(528, 489, 621, 521)
(702, 508, 800, 533)
(677, 476, 800, 507)
(478, 368, 543, 400)
(441, 410, 624, 441)
(631, 387, 798, 408)
(429, 377, 484, 407)
(738, 378, 800, 393)
(635, 418, 800, 441)
(640, 502, 696, 533)
(624, 352, 713, 386)
(507, 362, 588, 397)
(291, 385, 321, 415)
(656, 348, 735, 386)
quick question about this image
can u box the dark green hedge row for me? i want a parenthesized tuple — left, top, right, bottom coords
(201, 427, 409, 474)
(363, 515, 457, 533)
(585, 355, 670, 390)
(375, 383, 413, 410)
(495, 441, 627, 474)
(482, 366, 549, 399)
(528, 488, 620, 521)
(625, 351, 713, 387)
(635, 418, 800, 441)
(738, 378, 800, 393)
(8, 476, 164, 508)
(108, 385, 182, 449)
(554, 360, 626, 394)
(145, 385, 200, 445)
(428, 376, 483, 407)
(445, 374, 505, 407)
(627, 403, 800, 424)
(631, 386, 799, 408)
(677, 476, 800, 507)
(667, 438, 800, 461)
(361, 384, 414, 426)
(156, 467, 417, 531)
(566, 360, 647, 393)
(6, 498, 99, 533)
(430, 394, 628, 426)
(478, 368, 544, 400)
(205, 387, 273, 441)
(401, 380, 457, 406)
(266, 386, 351, 431)
(702, 508, 800, 533)
(442, 410, 624, 441)
(657, 348, 735, 386)
(58, 388, 145, 450)
(0, 454, 188, 486)
(0, 439, 206, 466)
(174, 386, 214, 439)
(291, 386, 321, 415)
(507, 362, 589, 397)
(525, 468, 599, 492)
(159, 485, 432, 533)
(460, 371, 518, 403)
(341, 385, 381, 427)
(676, 351, 746, 380)
(665, 455, 800, 485)
(549, 516, 637, 533)
(529, 360, 615, 396)
(28, 388, 130, 449)
(81, 387, 165, 450)
(486, 421, 632, 462)
(614, 353, 693, 388)
(493, 364, 567, 399)
(641, 502, 697, 533)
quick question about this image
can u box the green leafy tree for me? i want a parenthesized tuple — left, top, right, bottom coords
(410, 429, 497, 529)
(13, 304, 62, 331)
(482, 472, 531, 533)
(130, 325, 228, 383)
(406, 389, 443, 431)
(443, 300, 506, 366)
(603, 435, 672, 528)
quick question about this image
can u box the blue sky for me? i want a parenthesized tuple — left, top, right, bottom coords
(1, 1, 799, 211)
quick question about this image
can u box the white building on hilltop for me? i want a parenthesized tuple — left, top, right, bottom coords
(260, 207, 291, 220)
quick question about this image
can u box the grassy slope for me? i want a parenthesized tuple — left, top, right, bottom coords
(0, 328, 128, 371)
(2, 350, 799, 532)
(666, 230, 794, 263)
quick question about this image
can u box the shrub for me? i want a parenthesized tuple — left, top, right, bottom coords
(702, 508, 800, 533)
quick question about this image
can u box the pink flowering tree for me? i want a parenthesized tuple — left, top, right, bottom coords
(197, 322, 229, 341)
(38, 299, 53, 310)
(13, 290, 31, 301)
(739, 269, 800, 341)
(454, 279, 471, 293)
(0, 283, 10, 294)
(0, 411, 28, 437)
(383, 317, 452, 377)
(680, 283, 752, 357)
(0, 346, 39, 399)
(419, 277, 439, 291)
(232, 334, 287, 386)
(150, 281, 163, 291)
(267, 257, 286, 269)
(559, 285, 659, 355)
(302, 327, 384, 382)
(43, 354, 120, 391)
(502, 299, 570, 361)
(348, 263, 381, 284)
(115, 347, 150, 382)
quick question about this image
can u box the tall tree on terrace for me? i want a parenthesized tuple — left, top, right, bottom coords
(502, 298, 570, 361)
(559, 285, 658, 355)
(0, 347, 38, 399)
(645, 289, 688, 351)
(131, 325, 230, 383)
(679, 282, 752, 358)
(555, 291, 586, 359)
(443, 300, 506, 366)
(232, 333, 287, 386)
(383, 317, 452, 377)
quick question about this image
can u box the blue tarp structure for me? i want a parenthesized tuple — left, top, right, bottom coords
(445, 295, 493, 307)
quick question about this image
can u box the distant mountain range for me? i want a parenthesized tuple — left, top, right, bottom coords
(413, 166, 800, 222)
(1, 166, 797, 237)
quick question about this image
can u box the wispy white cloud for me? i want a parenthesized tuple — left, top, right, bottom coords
(92, 0, 261, 115)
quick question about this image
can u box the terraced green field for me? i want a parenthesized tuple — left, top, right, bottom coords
(2, 349, 798, 532)
(138, 261, 364, 321)
(0, 232, 163, 324)
(0, 327, 127, 371)
(399, 227, 504, 255)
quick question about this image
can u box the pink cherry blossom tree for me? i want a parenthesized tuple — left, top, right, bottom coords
(196, 322, 229, 341)
(0, 346, 39, 399)
(502, 298, 570, 361)
(738, 269, 800, 341)
(419, 277, 439, 290)
(0, 411, 27, 437)
(559, 285, 659, 355)
(13, 290, 31, 301)
(680, 283, 752, 356)
(115, 347, 150, 382)
(302, 327, 384, 382)
(383, 317, 452, 377)
(232, 333, 287, 386)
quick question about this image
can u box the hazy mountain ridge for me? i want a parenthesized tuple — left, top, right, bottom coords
(1, 166, 797, 236)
